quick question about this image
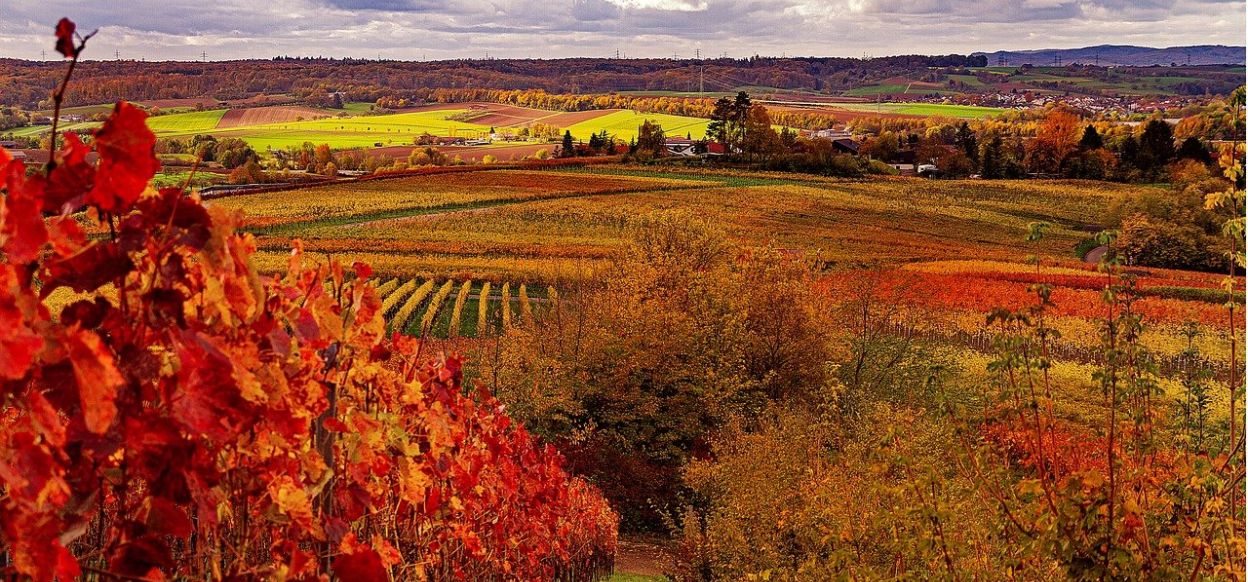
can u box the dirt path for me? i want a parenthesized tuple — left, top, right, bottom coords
(1084, 244, 1108, 264)
(614, 538, 672, 578)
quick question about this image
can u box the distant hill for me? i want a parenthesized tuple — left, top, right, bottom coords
(975, 45, 1245, 67)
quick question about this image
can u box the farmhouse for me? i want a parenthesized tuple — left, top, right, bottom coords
(808, 128, 853, 140)
(831, 138, 861, 155)
(663, 137, 725, 157)
(664, 137, 698, 157)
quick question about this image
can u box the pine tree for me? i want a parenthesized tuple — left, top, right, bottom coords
(979, 134, 1004, 179)
(955, 121, 978, 165)
(1079, 125, 1103, 150)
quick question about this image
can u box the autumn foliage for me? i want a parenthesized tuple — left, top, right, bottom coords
(0, 20, 616, 581)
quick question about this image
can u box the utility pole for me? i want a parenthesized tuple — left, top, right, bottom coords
(41, 50, 46, 61)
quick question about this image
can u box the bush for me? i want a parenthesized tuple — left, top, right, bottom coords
(1117, 213, 1224, 271)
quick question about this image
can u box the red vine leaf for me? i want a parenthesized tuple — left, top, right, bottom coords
(89, 102, 158, 212)
(332, 533, 389, 582)
(1, 159, 49, 265)
(64, 326, 124, 434)
(54, 18, 76, 58)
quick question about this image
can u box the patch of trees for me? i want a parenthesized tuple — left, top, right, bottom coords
(479, 212, 838, 530)
(158, 134, 257, 169)
(1107, 153, 1242, 272)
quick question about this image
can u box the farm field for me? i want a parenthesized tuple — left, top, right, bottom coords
(822, 101, 1008, 119)
(370, 276, 550, 338)
(211, 165, 1244, 435)
(216, 163, 1178, 284)
(561, 109, 711, 141)
(145, 108, 228, 133)
(16, 102, 716, 150)
(5, 98, 1004, 153)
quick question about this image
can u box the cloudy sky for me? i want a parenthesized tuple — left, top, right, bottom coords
(0, 0, 1243, 61)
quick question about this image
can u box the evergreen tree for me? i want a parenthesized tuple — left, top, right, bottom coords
(1139, 118, 1175, 171)
(1119, 135, 1141, 170)
(706, 97, 733, 143)
(1079, 125, 1103, 150)
(955, 122, 978, 166)
(1176, 137, 1211, 164)
(979, 134, 1004, 179)
(561, 130, 574, 158)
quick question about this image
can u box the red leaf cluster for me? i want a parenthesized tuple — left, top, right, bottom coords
(0, 32, 617, 581)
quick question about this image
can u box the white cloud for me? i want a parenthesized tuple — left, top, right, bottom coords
(606, 0, 708, 9)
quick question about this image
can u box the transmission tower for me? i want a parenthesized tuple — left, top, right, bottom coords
(201, 51, 207, 62)
(115, 50, 120, 60)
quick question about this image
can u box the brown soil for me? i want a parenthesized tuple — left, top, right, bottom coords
(539, 109, 621, 127)
(217, 106, 331, 128)
(403, 102, 616, 129)
(614, 537, 674, 577)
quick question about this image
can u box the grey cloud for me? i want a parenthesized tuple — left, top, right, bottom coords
(0, 0, 1239, 60)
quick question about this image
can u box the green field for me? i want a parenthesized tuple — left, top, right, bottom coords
(175, 109, 493, 149)
(844, 83, 959, 97)
(4, 104, 716, 151)
(829, 102, 1007, 119)
(564, 110, 711, 142)
(145, 109, 228, 133)
(946, 74, 986, 87)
